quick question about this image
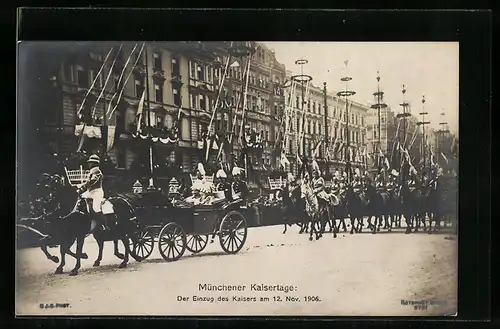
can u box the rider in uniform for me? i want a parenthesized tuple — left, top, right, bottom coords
(76, 154, 108, 232)
(311, 164, 328, 200)
(386, 169, 399, 196)
(375, 170, 386, 193)
(352, 171, 363, 194)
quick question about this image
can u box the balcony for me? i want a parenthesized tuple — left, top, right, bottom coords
(170, 72, 183, 85)
(152, 68, 166, 81)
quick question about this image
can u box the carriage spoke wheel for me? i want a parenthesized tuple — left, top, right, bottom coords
(129, 228, 154, 262)
(219, 211, 247, 254)
(186, 235, 208, 254)
(158, 222, 186, 262)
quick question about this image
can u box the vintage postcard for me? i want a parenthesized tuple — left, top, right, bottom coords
(16, 41, 458, 316)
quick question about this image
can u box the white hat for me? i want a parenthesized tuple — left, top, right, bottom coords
(197, 163, 206, 176)
(87, 154, 100, 164)
(391, 169, 399, 177)
(216, 169, 227, 178)
(232, 166, 244, 176)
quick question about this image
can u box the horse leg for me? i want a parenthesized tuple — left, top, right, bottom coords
(114, 238, 125, 260)
(349, 215, 355, 234)
(66, 248, 88, 260)
(118, 235, 129, 268)
(55, 240, 71, 274)
(69, 236, 85, 276)
(404, 212, 411, 234)
(387, 214, 392, 232)
(41, 244, 59, 263)
(93, 234, 104, 267)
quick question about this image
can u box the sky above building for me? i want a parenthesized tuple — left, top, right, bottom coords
(264, 42, 458, 135)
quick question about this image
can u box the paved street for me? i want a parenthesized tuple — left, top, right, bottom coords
(16, 223, 457, 316)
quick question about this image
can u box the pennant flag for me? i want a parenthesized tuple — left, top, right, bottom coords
(313, 140, 322, 158)
(384, 157, 390, 170)
(136, 90, 146, 133)
(76, 133, 87, 153)
(296, 153, 302, 166)
(441, 152, 448, 164)
(326, 147, 331, 160)
(280, 152, 290, 167)
(106, 126, 116, 152)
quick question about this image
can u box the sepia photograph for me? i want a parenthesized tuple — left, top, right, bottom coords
(16, 40, 458, 316)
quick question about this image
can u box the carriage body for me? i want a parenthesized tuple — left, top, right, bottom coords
(124, 189, 249, 262)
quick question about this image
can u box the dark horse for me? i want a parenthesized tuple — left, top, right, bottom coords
(280, 184, 308, 234)
(400, 182, 426, 234)
(365, 185, 392, 233)
(344, 186, 366, 234)
(425, 176, 456, 233)
(18, 175, 139, 275)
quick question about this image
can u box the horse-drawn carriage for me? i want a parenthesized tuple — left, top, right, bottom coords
(118, 190, 249, 262)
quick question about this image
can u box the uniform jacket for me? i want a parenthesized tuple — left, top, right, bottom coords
(83, 167, 103, 191)
(312, 176, 329, 200)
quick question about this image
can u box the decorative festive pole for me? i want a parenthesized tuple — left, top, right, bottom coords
(370, 72, 387, 172)
(144, 44, 155, 189)
(323, 82, 329, 175)
(337, 61, 356, 183)
(417, 95, 430, 174)
(291, 59, 312, 177)
(397, 85, 412, 184)
(437, 110, 450, 166)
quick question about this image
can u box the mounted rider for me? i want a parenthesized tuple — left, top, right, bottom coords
(76, 154, 108, 232)
(352, 168, 363, 194)
(387, 169, 399, 196)
(375, 170, 386, 192)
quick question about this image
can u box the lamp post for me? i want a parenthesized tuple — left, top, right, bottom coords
(370, 72, 387, 172)
(397, 85, 412, 183)
(336, 61, 356, 183)
(417, 95, 430, 174)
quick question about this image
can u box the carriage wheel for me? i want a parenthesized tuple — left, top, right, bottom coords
(219, 211, 248, 254)
(158, 222, 186, 262)
(129, 228, 155, 262)
(186, 235, 208, 254)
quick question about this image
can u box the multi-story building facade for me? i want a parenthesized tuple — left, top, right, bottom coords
(281, 78, 369, 176)
(21, 41, 287, 188)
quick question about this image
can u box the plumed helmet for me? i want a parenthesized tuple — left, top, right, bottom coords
(232, 166, 244, 176)
(87, 154, 100, 164)
(216, 169, 227, 178)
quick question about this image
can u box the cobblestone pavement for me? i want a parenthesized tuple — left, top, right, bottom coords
(16, 222, 457, 316)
